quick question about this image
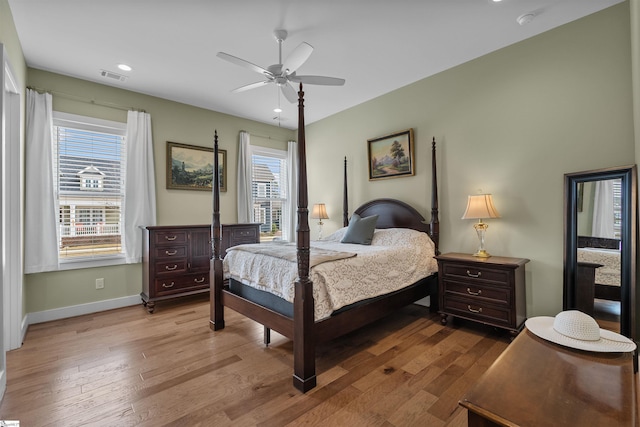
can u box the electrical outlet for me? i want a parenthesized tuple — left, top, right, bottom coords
(95, 278, 104, 289)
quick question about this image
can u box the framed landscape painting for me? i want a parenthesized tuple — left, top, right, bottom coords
(367, 128, 415, 180)
(166, 141, 226, 192)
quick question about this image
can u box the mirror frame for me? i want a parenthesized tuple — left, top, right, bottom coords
(563, 165, 637, 344)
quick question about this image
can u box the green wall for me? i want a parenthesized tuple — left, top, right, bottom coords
(12, 2, 640, 325)
(305, 3, 634, 317)
(24, 70, 294, 314)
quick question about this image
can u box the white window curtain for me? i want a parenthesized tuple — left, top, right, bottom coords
(285, 140, 298, 242)
(237, 131, 252, 223)
(592, 179, 615, 238)
(24, 89, 59, 273)
(123, 111, 157, 263)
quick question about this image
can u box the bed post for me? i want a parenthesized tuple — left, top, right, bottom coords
(343, 157, 349, 227)
(430, 137, 440, 254)
(210, 130, 224, 330)
(293, 83, 316, 392)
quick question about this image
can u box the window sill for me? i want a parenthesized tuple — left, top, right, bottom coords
(58, 255, 129, 271)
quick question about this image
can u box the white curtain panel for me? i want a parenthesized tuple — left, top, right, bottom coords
(592, 179, 615, 238)
(24, 89, 59, 273)
(237, 131, 253, 223)
(123, 111, 157, 263)
(285, 140, 298, 242)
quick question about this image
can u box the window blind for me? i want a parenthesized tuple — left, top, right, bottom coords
(251, 150, 288, 239)
(53, 114, 126, 259)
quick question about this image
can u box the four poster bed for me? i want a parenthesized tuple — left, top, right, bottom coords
(209, 84, 440, 392)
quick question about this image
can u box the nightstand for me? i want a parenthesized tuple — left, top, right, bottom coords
(435, 253, 529, 336)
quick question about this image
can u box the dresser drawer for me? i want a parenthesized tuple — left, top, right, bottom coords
(441, 263, 510, 286)
(443, 296, 512, 327)
(442, 279, 510, 306)
(154, 259, 188, 275)
(154, 273, 209, 297)
(154, 245, 187, 259)
(154, 230, 188, 245)
(228, 227, 259, 245)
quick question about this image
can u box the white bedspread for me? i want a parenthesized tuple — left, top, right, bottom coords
(224, 227, 438, 321)
(577, 247, 621, 287)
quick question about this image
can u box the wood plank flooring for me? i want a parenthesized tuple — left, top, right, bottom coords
(0, 295, 513, 426)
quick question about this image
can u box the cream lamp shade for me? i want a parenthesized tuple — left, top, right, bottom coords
(311, 203, 329, 240)
(311, 203, 329, 221)
(462, 194, 500, 258)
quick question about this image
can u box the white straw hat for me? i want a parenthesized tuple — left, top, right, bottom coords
(525, 310, 636, 353)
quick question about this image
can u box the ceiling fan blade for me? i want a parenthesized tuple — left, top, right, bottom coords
(232, 80, 270, 93)
(217, 52, 272, 76)
(282, 42, 313, 75)
(289, 75, 346, 86)
(281, 83, 298, 103)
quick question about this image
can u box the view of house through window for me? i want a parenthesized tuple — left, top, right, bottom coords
(251, 147, 288, 241)
(53, 113, 126, 259)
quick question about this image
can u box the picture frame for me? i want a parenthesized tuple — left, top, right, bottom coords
(166, 141, 226, 192)
(367, 128, 415, 180)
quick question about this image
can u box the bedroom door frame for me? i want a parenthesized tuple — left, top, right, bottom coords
(1, 44, 24, 399)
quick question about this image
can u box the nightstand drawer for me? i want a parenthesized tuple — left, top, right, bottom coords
(441, 263, 510, 285)
(154, 272, 209, 296)
(443, 296, 512, 326)
(442, 279, 510, 306)
(435, 253, 529, 335)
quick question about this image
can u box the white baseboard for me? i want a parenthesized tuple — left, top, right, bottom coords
(26, 295, 141, 326)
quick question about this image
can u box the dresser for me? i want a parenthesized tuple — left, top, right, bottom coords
(435, 253, 529, 336)
(141, 223, 260, 313)
(460, 329, 637, 426)
(220, 223, 261, 256)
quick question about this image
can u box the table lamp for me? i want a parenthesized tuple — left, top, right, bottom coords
(462, 194, 500, 258)
(311, 203, 329, 240)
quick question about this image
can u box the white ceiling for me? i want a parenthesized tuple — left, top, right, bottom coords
(8, 0, 623, 130)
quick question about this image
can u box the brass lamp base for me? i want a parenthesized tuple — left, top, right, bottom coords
(473, 249, 491, 258)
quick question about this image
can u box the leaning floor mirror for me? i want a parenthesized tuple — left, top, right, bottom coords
(563, 165, 637, 358)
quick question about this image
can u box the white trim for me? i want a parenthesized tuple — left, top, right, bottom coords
(56, 255, 128, 271)
(26, 294, 141, 325)
(252, 145, 286, 159)
(53, 111, 126, 135)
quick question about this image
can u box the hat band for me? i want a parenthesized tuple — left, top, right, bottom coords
(553, 326, 600, 342)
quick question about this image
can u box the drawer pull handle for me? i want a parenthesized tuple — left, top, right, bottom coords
(165, 250, 177, 256)
(165, 235, 177, 241)
(162, 282, 175, 288)
(194, 277, 205, 283)
(466, 270, 482, 278)
(467, 288, 482, 296)
(165, 264, 178, 271)
(467, 305, 483, 314)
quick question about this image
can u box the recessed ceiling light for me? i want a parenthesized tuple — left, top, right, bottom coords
(274, 107, 282, 113)
(117, 64, 132, 72)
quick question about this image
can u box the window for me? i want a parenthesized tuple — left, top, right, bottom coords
(53, 112, 126, 261)
(613, 178, 622, 239)
(251, 147, 289, 241)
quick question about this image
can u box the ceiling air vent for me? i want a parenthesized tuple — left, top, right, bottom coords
(100, 69, 127, 82)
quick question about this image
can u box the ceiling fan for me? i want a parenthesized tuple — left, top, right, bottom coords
(217, 29, 345, 104)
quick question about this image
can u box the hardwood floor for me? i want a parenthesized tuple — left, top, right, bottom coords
(0, 295, 513, 426)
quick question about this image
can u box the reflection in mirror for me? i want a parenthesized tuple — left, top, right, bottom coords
(564, 166, 636, 347)
(576, 179, 622, 332)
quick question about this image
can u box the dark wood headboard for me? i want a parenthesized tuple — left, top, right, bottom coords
(354, 198, 429, 233)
